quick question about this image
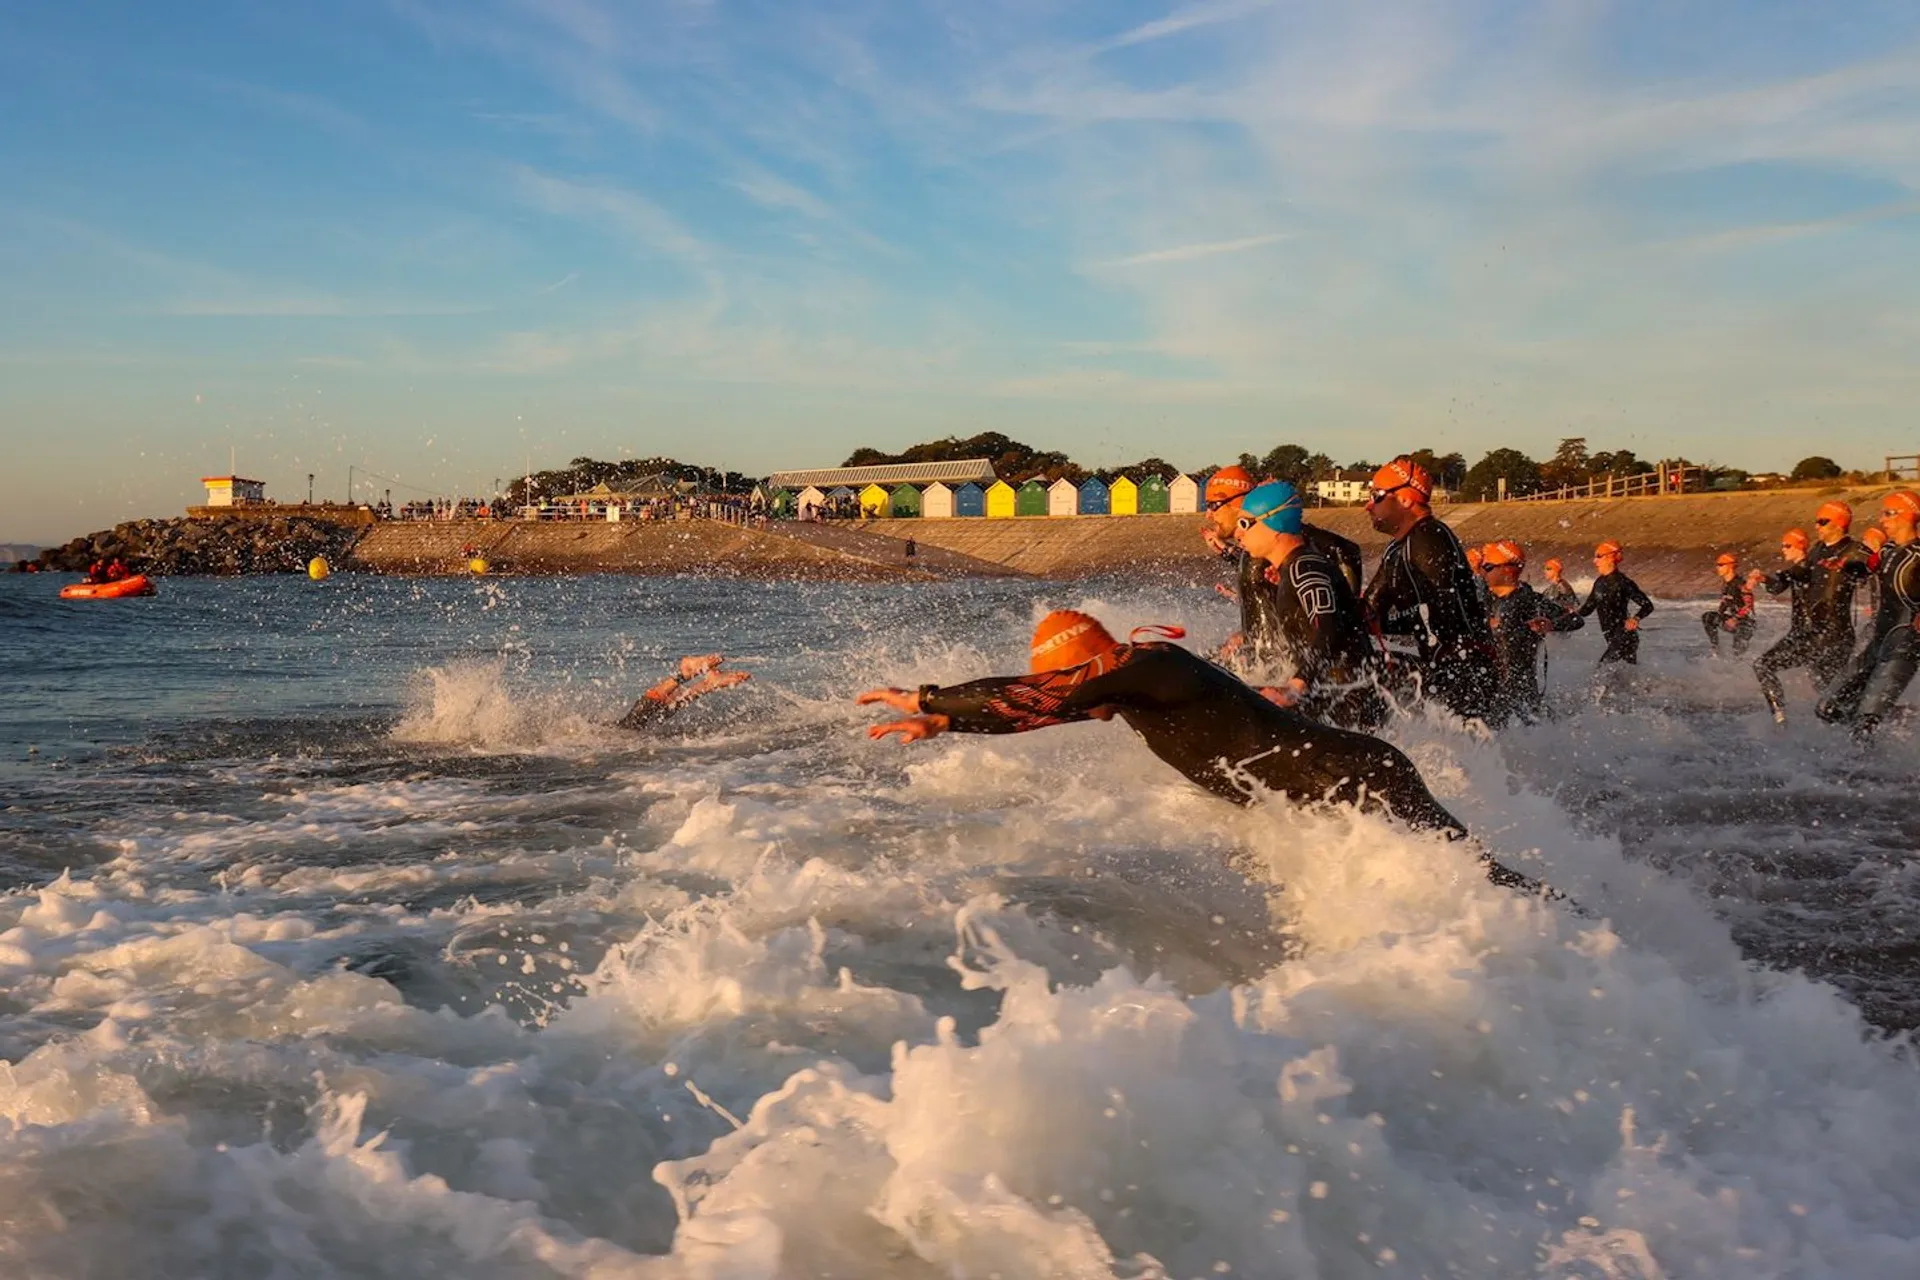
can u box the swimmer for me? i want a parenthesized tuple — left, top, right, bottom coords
(1363, 457, 1500, 724)
(616, 654, 750, 731)
(1204, 466, 1364, 667)
(857, 611, 1553, 895)
(1754, 510, 1866, 722)
(1702, 553, 1756, 656)
(1481, 540, 1584, 724)
(1578, 541, 1654, 667)
(1818, 492, 1920, 739)
(1541, 558, 1577, 607)
(1233, 481, 1388, 730)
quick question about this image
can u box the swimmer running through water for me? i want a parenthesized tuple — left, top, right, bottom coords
(616, 654, 750, 730)
(857, 611, 1553, 895)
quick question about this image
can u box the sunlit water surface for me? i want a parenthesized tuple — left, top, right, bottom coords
(1, 572, 1917, 1279)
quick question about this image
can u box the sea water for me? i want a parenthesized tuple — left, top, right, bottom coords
(0, 572, 1917, 1278)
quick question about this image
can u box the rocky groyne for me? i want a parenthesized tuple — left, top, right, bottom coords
(32, 516, 365, 576)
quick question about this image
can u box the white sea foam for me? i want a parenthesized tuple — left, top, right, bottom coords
(1, 582, 1917, 1277)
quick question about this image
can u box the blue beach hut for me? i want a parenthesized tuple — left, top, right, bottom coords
(954, 482, 985, 517)
(1078, 477, 1111, 515)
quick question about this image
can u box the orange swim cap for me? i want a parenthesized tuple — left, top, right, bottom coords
(1543, 558, 1563, 573)
(1715, 552, 1738, 568)
(1862, 528, 1888, 551)
(1594, 540, 1622, 559)
(1882, 491, 1920, 518)
(1371, 457, 1433, 502)
(1482, 539, 1525, 569)
(1465, 545, 1484, 570)
(1815, 500, 1853, 531)
(1204, 466, 1255, 504)
(1030, 610, 1119, 673)
(1781, 528, 1810, 550)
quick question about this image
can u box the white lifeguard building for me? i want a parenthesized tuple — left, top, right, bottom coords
(201, 475, 266, 507)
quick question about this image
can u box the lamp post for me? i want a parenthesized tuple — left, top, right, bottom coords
(307, 473, 315, 505)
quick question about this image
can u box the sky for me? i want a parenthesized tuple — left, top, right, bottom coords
(4, 0, 1920, 543)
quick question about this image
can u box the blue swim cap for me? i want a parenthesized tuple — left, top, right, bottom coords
(1240, 481, 1304, 534)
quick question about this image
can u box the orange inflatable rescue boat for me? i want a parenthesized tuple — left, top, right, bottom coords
(61, 574, 157, 599)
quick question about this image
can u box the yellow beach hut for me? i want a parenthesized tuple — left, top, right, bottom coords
(1110, 475, 1139, 515)
(859, 484, 890, 518)
(985, 480, 1017, 518)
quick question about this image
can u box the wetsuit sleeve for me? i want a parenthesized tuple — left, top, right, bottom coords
(917, 673, 1099, 734)
(1577, 585, 1600, 617)
(1544, 596, 1585, 632)
(1628, 579, 1655, 619)
(1764, 565, 1806, 597)
(920, 649, 1192, 734)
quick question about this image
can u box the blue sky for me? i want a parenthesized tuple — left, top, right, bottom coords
(4, 0, 1919, 542)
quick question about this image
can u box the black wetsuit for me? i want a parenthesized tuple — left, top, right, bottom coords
(616, 693, 679, 731)
(1363, 515, 1500, 723)
(1702, 577, 1756, 654)
(1818, 540, 1920, 735)
(1578, 571, 1655, 664)
(1262, 547, 1388, 731)
(1305, 523, 1364, 596)
(1542, 579, 1578, 609)
(1230, 547, 1288, 668)
(918, 642, 1462, 836)
(1754, 539, 1865, 712)
(1486, 584, 1584, 723)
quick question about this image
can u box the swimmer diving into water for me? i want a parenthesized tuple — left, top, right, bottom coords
(616, 654, 750, 730)
(857, 611, 1553, 894)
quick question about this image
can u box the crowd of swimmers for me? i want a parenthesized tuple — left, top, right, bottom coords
(627, 458, 1920, 901)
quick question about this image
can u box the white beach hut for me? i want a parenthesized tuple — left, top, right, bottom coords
(1048, 478, 1079, 517)
(1169, 474, 1200, 514)
(921, 482, 955, 519)
(797, 486, 826, 518)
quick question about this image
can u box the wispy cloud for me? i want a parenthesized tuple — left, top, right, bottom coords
(1097, 232, 1295, 269)
(512, 166, 715, 273)
(151, 295, 485, 318)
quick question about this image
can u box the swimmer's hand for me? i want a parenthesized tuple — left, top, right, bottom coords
(857, 687, 922, 715)
(1201, 526, 1229, 555)
(1214, 582, 1238, 601)
(679, 653, 726, 679)
(691, 670, 750, 694)
(1624, 617, 1640, 631)
(1257, 680, 1305, 708)
(868, 714, 950, 744)
(1528, 617, 1554, 634)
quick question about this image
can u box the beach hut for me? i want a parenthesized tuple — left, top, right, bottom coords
(798, 485, 826, 517)
(922, 482, 954, 519)
(1048, 478, 1079, 517)
(954, 482, 985, 517)
(770, 489, 796, 518)
(1110, 475, 1139, 516)
(1016, 479, 1048, 517)
(1169, 474, 1200, 514)
(889, 483, 922, 518)
(985, 480, 1016, 518)
(1077, 477, 1111, 515)
(859, 483, 890, 518)
(827, 486, 855, 507)
(1139, 474, 1171, 514)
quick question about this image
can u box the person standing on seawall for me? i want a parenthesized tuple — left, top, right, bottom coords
(1703, 553, 1756, 656)
(1578, 541, 1654, 674)
(1362, 456, 1500, 724)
